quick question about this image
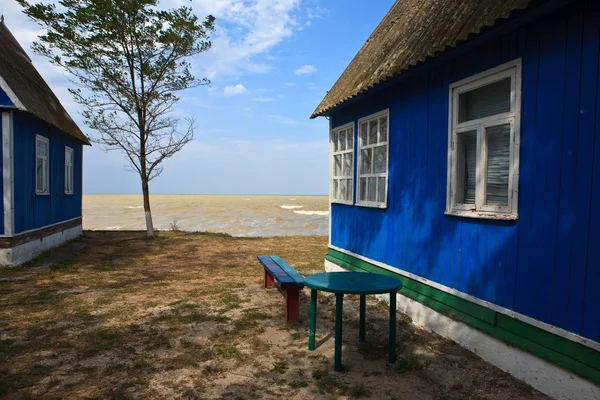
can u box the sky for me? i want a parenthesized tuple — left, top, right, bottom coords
(4, 0, 395, 195)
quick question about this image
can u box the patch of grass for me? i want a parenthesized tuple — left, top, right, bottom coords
(311, 368, 348, 396)
(214, 344, 243, 360)
(288, 380, 309, 389)
(203, 364, 224, 376)
(217, 293, 242, 312)
(271, 361, 288, 373)
(394, 355, 424, 374)
(308, 353, 328, 362)
(397, 312, 412, 325)
(250, 337, 270, 352)
(350, 383, 371, 398)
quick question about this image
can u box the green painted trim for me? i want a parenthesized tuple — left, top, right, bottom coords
(326, 249, 600, 384)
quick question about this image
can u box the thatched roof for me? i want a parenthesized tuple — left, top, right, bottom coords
(0, 21, 90, 144)
(311, 0, 535, 119)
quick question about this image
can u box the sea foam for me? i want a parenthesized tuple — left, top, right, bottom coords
(279, 205, 303, 210)
(293, 210, 329, 216)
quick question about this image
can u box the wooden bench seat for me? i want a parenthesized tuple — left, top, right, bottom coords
(257, 255, 304, 322)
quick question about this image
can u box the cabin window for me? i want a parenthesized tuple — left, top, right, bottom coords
(330, 122, 354, 204)
(446, 59, 521, 220)
(35, 135, 50, 195)
(357, 110, 389, 208)
(65, 147, 74, 194)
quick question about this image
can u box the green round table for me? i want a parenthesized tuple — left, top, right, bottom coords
(304, 272, 403, 371)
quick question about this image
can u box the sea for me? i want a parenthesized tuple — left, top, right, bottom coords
(83, 194, 329, 237)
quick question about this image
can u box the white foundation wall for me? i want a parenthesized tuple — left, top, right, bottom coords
(0, 224, 82, 266)
(324, 258, 600, 400)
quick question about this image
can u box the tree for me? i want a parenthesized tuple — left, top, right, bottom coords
(19, 0, 215, 238)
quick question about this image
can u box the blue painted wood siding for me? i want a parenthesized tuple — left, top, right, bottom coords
(330, 1, 600, 342)
(13, 111, 83, 233)
(0, 87, 14, 107)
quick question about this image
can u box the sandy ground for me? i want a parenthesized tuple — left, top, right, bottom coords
(0, 231, 549, 399)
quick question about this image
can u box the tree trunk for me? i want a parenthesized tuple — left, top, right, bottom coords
(142, 179, 155, 238)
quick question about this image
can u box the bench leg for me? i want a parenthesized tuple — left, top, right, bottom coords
(264, 269, 275, 288)
(285, 288, 300, 322)
(308, 289, 317, 350)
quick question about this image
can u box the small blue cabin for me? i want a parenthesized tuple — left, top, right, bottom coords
(0, 20, 90, 266)
(313, 0, 600, 397)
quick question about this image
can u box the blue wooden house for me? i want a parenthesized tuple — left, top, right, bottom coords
(0, 20, 90, 266)
(312, 0, 600, 398)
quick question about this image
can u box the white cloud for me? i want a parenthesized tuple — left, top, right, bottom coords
(189, 0, 305, 79)
(295, 64, 317, 75)
(223, 84, 247, 97)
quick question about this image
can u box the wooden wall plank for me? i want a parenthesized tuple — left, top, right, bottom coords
(552, 3, 584, 330)
(582, 0, 600, 342)
(566, 3, 600, 336)
(513, 22, 541, 319)
(535, 13, 568, 324)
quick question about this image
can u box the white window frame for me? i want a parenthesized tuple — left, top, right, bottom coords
(65, 146, 74, 195)
(357, 109, 389, 208)
(446, 59, 521, 220)
(35, 134, 50, 195)
(330, 122, 355, 205)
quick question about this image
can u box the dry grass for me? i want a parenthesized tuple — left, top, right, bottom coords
(0, 231, 548, 399)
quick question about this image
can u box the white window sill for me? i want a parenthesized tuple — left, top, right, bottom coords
(331, 199, 354, 206)
(35, 192, 50, 196)
(356, 201, 387, 209)
(65, 192, 74, 195)
(445, 209, 518, 221)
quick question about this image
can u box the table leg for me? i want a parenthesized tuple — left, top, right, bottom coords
(389, 291, 397, 364)
(308, 289, 317, 351)
(334, 293, 344, 372)
(359, 294, 366, 343)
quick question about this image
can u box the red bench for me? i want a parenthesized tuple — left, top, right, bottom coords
(257, 256, 305, 322)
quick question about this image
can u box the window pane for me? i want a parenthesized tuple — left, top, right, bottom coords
(367, 177, 377, 202)
(36, 158, 44, 192)
(36, 140, 47, 157)
(346, 179, 353, 201)
(377, 177, 386, 203)
(66, 149, 73, 164)
(360, 123, 368, 146)
(333, 179, 339, 199)
(369, 120, 378, 144)
(457, 130, 477, 204)
(346, 128, 353, 150)
(379, 116, 388, 142)
(343, 153, 352, 176)
(340, 179, 347, 200)
(458, 78, 511, 122)
(333, 131, 339, 152)
(485, 124, 511, 206)
(359, 178, 367, 201)
(373, 145, 386, 173)
(339, 130, 346, 151)
(334, 155, 342, 177)
(360, 149, 372, 174)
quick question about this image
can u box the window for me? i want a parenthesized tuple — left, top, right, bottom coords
(330, 122, 354, 204)
(357, 110, 389, 208)
(65, 147, 74, 194)
(446, 59, 521, 219)
(35, 135, 49, 195)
